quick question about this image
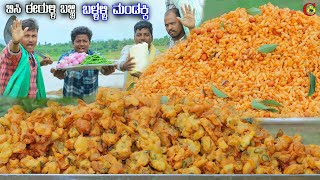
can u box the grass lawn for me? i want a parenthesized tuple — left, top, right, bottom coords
(42, 45, 168, 61)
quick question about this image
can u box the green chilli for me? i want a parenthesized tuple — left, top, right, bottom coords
(308, 72, 316, 97)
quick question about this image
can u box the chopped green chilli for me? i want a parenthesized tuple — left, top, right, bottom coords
(81, 54, 113, 65)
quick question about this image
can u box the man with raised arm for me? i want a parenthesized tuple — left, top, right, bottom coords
(0, 18, 52, 99)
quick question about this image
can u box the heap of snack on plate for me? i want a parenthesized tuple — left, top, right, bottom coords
(133, 3, 320, 118)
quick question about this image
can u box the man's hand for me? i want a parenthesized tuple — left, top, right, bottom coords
(177, 4, 196, 30)
(40, 57, 53, 66)
(11, 19, 28, 45)
(101, 65, 116, 75)
(122, 55, 135, 71)
(51, 68, 66, 80)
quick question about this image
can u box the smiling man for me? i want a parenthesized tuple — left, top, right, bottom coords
(0, 18, 52, 99)
(116, 20, 161, 89)
(51, 26, 115, 98)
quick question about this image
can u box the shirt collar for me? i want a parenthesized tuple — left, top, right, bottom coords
(178, 35, 187, 41)
(169, 35, 187, 48)
(70, 49, 94, 55)
(171, 34, 187, 43)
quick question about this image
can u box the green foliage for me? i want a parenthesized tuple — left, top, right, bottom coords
(35, 36, 170, 61)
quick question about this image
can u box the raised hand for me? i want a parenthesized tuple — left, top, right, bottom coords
(40, 57, 53, 66)
(176, 4, 196, 30)
(10, 19, 28, 44)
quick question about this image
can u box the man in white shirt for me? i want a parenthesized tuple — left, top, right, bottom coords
(117, 21, 160, 89)
(164, 5, 196, 48)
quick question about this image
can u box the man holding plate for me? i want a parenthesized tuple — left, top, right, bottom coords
(51, 26, 115, 99)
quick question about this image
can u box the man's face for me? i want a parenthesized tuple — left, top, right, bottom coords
(134, 28, 153, 48)
(20, 29, 38, 53)
(73, 34, 90, 53)
(164, 12, 184, 39)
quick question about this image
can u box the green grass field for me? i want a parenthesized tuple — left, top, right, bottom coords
(40, 45, 168, 61)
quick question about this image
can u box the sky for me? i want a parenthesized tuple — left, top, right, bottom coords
(0, 0, 168, 44)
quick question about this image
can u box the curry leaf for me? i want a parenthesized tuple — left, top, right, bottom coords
(258, 44, 278, 53)
(127, 82, 136, 91)
(251, 100, 279, 113)
(246, 7, 262, 16)
(267, 108, 280, 113)
(308, 72, 316, 97)
(211, 85, 228, 98)
(242, 118, 254, 124)
(260, 100, 283, 107)
(160, 96, 169, 104)
(252, 100, 270, 110)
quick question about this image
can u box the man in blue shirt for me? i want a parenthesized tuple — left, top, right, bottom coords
(51, 26, 115, 98)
